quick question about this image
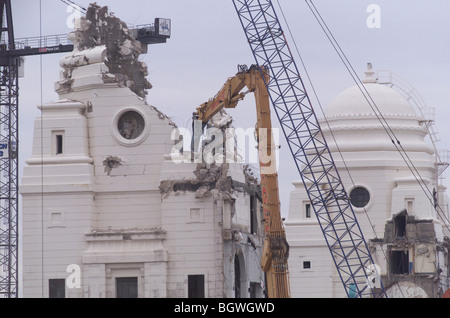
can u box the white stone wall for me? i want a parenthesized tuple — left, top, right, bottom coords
(285, 80, 448, 298)
(21, 98, 94, 297)
(161, 191, 219, 297)
(21, 44, 177, 297)
(21, 42, 265, 298)
(159, 156, 265, 298)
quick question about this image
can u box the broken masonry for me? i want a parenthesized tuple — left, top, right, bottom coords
(63, 3, 151, 98)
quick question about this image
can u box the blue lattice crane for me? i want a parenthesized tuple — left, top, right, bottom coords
(232, 0, 387, 298)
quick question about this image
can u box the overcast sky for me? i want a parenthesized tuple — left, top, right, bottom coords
(12, 0, 450, 218)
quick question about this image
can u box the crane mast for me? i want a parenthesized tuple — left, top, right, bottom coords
(0, 1, 170, 297)
(0, 0, 18, 298)
(232, 0, 387, 298)
(195, 65, 290, 298)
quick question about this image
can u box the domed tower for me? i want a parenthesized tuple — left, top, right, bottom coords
(285, 64, 450, 298)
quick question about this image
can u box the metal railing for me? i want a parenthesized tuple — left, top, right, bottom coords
(0, 34, 72, 51)
(0, 22, 157, 52)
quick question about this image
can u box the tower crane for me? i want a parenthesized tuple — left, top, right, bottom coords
(231, 0, 387, 298)
(194, 64, 290, 298)
(0, 0, 170, 298)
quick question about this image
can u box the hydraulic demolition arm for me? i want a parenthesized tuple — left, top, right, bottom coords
(194, 65, 290, 298)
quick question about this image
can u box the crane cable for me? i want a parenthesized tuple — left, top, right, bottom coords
(59, 0, 87, 13)
(39, 0, 44, 298)
(304, 0, 450, 233)
(276, 0, 448, 297)
(274, 0, 382, 240)
(304, 0, 450, 297)
(274, 0, 390, 298)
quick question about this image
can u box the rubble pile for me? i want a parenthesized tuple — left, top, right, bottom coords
(66, 3, 151, 98)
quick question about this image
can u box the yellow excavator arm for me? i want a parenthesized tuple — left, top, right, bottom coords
(195, 65, 290, 298)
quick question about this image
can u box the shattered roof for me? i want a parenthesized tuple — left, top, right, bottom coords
(69, 3, 151, 98)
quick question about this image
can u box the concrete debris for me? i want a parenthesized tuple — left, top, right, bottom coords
(57, 45, 107, 93)
(194, 162, 228, 183)
(57, 77, 75, 93)
(160, 111, 262, 199)
(243, 164, 259, 185)
(159, 162, 231, 198)
(160, 161, 262, 202)
(233, 230, 244, 242)
(88, 226, 166, 236)
(195, 186, 212, 199)
(205, 109, 243, 163)
(210, 109, 233, 129)
(159, 110, 261, 199)
(149, 105, 177, 128)
(195, 162, 231, 191)
(383, 212, 437, 243)
(416, 246, 430, 256)
(103, 156, 122, 175)
(159, 179, 178, 198)
(68, 3, 152, 98)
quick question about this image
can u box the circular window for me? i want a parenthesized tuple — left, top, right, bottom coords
(349, 187, 370, 208)
(117, 111, 145, 140)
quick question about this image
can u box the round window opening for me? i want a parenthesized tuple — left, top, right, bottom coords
(349, 187, 370, 208)
(117, 111, 145, 140)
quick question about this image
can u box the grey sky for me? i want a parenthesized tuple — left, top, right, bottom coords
(12, 0, 450, 218)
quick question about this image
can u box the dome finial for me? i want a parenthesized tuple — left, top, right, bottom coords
(362, 62, 377, 83)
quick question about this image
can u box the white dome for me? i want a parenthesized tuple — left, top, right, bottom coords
(325, 82, 417, 118)
(319, 65, 433, 155)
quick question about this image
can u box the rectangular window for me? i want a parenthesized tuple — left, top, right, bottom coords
(56, 135, 63, 154)
(395, 212, 407, 238)
(189, 208, 203, 223)
(303, 261, 311, 269)
(52, 130, 65, 155)
(49, 211, 65, 228)
(391, 251, 409, 274)
(250, 195, 258, 234)
(188, 275, 205, 298)
(116, 277, 138, 298)
(405, 199, 414, 213)
(49, 279, 65, 298)
(249, 282, 260, 298)
(305, 203, 311, 218)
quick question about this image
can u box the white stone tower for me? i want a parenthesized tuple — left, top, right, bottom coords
(20, 4, 265, 298)
(285, 64, 450, 298)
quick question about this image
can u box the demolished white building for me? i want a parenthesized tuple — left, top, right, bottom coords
(285, 65, 450, 298)
(20, 4, 265, 298)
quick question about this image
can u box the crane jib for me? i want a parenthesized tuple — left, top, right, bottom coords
(232, 0, 387, 298)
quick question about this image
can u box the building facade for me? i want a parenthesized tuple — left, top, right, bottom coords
(20, 5, 265, 298)
(285, 65, 450, 298)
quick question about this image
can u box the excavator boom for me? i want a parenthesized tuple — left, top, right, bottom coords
(195, 65, 290, 298)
